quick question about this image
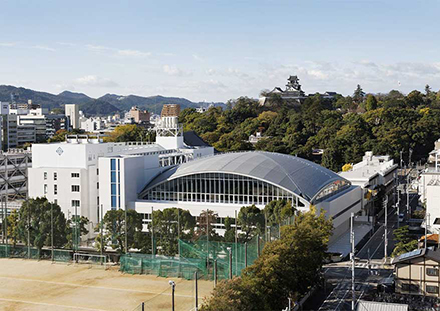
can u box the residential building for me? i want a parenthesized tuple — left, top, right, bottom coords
(17, 114, 46, 142)
(393, 248, 440, 297)
(339, 151, 398, 218)
(65, 104, 79, 129)
(80, 117, 105, 132)
(129, 106, 150, 124)
(46, 114, 68, 137)
(17, 124, 36, 145)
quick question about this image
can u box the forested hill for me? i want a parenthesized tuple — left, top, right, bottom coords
(0, 85, 224, 116)
(179, 87, 440, 172)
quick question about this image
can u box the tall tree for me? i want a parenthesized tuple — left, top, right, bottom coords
(237, 205, 264, 242)
(201, 208, 333, 311)
(17, 198, 68, 253)
(152, 207, 195, 256)
(98, 209, 145, 253)
(365, 94, 378, 111)
(353, 84, 365, 103)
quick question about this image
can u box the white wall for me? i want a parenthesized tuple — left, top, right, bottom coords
(426, 183, 440, 230)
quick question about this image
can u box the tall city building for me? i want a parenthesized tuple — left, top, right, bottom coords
(65, 104, 79, 129)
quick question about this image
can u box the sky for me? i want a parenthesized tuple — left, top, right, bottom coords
(0, 0, 439, 102)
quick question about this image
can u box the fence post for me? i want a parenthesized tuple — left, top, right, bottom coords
(245, 242, 248, 267)
(257, 234, 260, 257)
(214, 259, 217, 287)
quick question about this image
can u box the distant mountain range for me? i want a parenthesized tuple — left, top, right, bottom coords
(0, 85, 225, 116)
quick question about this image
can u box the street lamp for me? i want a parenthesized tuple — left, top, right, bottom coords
(169, 280, 176, 311)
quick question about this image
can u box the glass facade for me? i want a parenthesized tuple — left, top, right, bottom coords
(314, 179, 350, 203)
(142, 172, 303, 207)
(110, 159, 121, 209)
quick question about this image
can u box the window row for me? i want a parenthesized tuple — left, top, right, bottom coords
(44, 172, 80, 180)
(145, 173, 295, 198)
(144, 192, 295, 206)
(44, 184, 80, 195)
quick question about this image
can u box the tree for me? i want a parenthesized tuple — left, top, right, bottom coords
(223, 217, 235, 243)
(425, 84, 432, 96)
(98, 209, 145, 253)
(237, 205, 264, 242)
(152, 208, 195, 256)
(200, 277, 256, 311)
(17, 198, 68, 253)
(365, 94, 378, 111)
(66, 215, 89, 250)
(6, 209, 19, 246)
(264, 199, 295, 227)
(391, 225, 418, 257)
(201, 208, 333, 311)
(195, 210, 220, 240)
(104, 124, 146, 142)
(353, 84, 365, 103)
(47, 129, 85, 143)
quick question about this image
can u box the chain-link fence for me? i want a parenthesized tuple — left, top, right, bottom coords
(120, 234, 266, 280)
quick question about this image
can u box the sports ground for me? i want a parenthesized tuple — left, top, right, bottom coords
(0, 259, 214, 311)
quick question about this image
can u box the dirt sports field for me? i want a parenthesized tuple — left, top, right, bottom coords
(0, 259, 214, 311)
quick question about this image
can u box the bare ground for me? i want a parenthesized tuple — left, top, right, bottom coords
(0, 259, 213, 311)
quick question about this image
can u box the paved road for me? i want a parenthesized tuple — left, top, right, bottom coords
(319, 262, 393, 310)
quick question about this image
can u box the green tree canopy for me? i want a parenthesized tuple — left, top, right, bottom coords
(201, 208, 333, 311)
(16, 198, 68, 252)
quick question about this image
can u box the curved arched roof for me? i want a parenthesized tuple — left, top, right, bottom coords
(141, 151, 349, 202)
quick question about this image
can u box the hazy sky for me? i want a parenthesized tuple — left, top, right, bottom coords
(1, 0, 439, 102)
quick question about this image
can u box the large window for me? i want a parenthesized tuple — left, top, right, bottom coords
(427, 285, 439, 294)
(427, 268, 439, 276)
(142, 172, 299, 206)
(71, 185, 80, 192)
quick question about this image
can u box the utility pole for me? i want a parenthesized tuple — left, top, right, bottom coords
(409, 148, 413, 169)
(4, 196, 7, 249)
(384, 195, 388, 263)
(407, 174, 411, 216)
(206, 209, 209, 270)
(400, 150, 403, 168)
(235, 209, 238, 277)
(151, 206, 154, 256)
(397, 188, 400, 228)
(350, 212, 355, 311)
(100, 204, 103, 259)
(125, 203, 128, 254)
(51, 203, 54, 262)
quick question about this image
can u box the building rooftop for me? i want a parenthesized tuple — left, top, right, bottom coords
(339, 151, 397, 186)
(141, 151, 350, 202)
(356, 300, 408, 311)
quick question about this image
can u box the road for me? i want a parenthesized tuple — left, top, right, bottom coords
(319, 261, 393, 310)
(317, 170, 420, 310)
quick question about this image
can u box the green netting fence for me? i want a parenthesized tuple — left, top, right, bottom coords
(0, 244, 73, 262)
(120, 235, 265, 280)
